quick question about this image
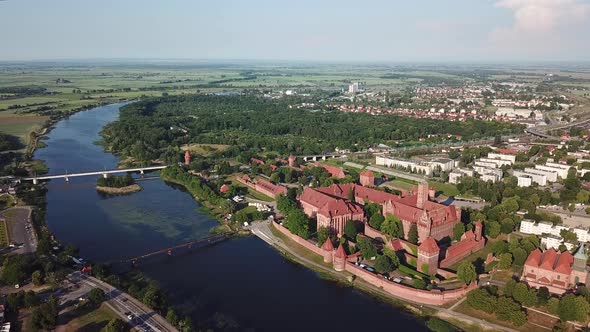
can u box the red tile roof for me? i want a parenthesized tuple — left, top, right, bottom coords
(318, 198, 363, 219)
(540, 249, 558, 271)
(219, 184, 229, 193)
(525, 248, 573, 276)
(321, 238, 334, 251)
(334, 243, 347, 258)
(418, 237, 440, 255)
(315, 183, 399, 205)
(315, 163, 346, 179)
(360, 170, 374, 177)
(251, 158, 265, 165)
(445, 238, 478, 259)
(525, 249, 542, 267)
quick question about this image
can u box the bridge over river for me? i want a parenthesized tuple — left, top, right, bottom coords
(21, 165, 168, 184)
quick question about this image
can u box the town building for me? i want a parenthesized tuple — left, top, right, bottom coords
(487, 153, 517, 164)
(184, 151, 191, 165)
(417, 237, 440, 275)
(522, 246, 589, 294)
(535, 165, 569, 179)
(348, 82, 360, 94)
(516, 174, 533, 187)
(359, 170, 375, 187)
(376, 156, 433, 175)
(519, 220, 590, 243)
(513, 170, 547, 186)
(382, 183, 461, 243)
(439, 222, 485, 268)
(299, 187, 364, 236)
(448, 168, 474, 184)
(526, 167, 558, 182)
(237, 175, 287, 198)
(315, 162, 346, 179)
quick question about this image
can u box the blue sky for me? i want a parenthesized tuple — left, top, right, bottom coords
(1, 0, 589, 62)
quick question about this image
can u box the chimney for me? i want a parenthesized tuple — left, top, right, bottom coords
(416, 182, 429, 209)
(474, 221, 482, 241)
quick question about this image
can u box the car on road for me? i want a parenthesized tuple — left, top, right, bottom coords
(127, 314, 134, 320)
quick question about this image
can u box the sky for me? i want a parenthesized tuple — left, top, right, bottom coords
(0, 0, 589, 62)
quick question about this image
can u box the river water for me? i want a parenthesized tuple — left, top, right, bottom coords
(35, 104, 428, 331)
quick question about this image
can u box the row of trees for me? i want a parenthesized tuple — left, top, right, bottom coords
(96, 174, 135, 188)
(100, 94, 523, 163)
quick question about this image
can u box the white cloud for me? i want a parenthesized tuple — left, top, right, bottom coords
(488, 0, 590, 58)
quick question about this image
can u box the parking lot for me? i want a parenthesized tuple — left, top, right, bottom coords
(0, 206, 37, 254)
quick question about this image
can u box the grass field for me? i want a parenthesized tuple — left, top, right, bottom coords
(428, 181, 460, 197)
(0, 217, 8, 247)
(386, 179, 416, 190)
(58, 303, 126, 332)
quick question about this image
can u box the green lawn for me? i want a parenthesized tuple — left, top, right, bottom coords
(429, 181, 460, 197)
(386, 179, 416, 190)
(0, 217, 8, 247)
(59, 303, 128, 332)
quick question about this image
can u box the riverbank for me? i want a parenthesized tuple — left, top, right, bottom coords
(96, 184, 142, 195)
(252, 221, 519, 332)
(159, 171, 239, 235)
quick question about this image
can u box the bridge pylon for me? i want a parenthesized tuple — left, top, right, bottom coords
(102, 173, 108, 179)
(167, 249, 172, 256)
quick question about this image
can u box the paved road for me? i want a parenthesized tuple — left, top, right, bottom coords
(250, 221, 518, 332)
(67, 272, 178, 332)
(0, 206, 36, 254)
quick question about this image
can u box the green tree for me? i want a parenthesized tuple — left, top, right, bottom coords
(558, 294, 590, 322)
(453, 222, 465, 241)
(408, 223, 418, 244)
(560, 229, 578, 243)
(344, 220, 358, 240)
(369, 213, 385, 230)
(32, 270, 44, 286)
(374, 255, 395, 274)
(284, 209, 311, 239)
(317, 226, 329, 247)
(88, 288, 106, 305)
(512, 282, 537, 307)
(101, 318, 128, 332)
(356, 235, 378, 260)
(485, 221, 501, 238)
(496, 296, 527, 326)
(533, 288, 548, 307)
(498, 253, 513, 269)
(511, 248, 528, 267)
(466, 288, 497, 313)
(457, 261, 477, 284)
(382, 247, 401, 267)
(426, 318, 459, 332)
(165, 309, 179, 326)
(380, 215, 404, 238)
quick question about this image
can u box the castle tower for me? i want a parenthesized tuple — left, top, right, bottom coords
(574, 244, 588, 272)
(288, 155, 296, 167)
(184, 151, 191, 165)
(416, 182, 429, 209)
(333, 243, 347, 271)
(321, 238, 335, 263)
(417, 236, 439, 276)
(359, 170, 375, 187)
(474, 221, 483, 242)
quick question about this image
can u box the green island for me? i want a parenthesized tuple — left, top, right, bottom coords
(96, 174, 141, 195)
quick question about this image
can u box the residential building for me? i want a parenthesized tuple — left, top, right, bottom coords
(516, 174, 533, 187)
(513, 170, 547, 186)
(522, 246, 589, 294)
(526, 167, 558, 182)
(315, 162, 346, 179)
(359, 170, 375, 187)
(519, 220, 590, 243)
(488, 153, 516, 164)
(348, 82, 360, 94)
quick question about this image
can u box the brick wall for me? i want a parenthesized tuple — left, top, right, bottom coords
(439, 240, 485, 268)
(271, 221, 476, 306)
(364, 225, 386, 241)
(345, 262, 476, 305)
(272, 222, 325, 256)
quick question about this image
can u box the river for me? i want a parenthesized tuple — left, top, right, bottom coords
(35, 103, 428, 331)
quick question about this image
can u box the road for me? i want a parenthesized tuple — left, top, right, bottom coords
(0, 206, 36, 254)
(67, 272, 178, 332)
(250, 221, 518, 332)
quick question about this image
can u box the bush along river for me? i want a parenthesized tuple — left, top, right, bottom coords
(34, 103, 428, 331)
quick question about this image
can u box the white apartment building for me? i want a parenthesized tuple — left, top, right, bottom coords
(535, 165, 569, 179)
(516, 174, 533, 187)
(375, 156, 432, 175)
(448, 168, 474, 184)
(348, 82, 359, 94)
(520, 220, 590, 243)
(479, 157, 513, 167)
(430, 158, 455, 172)
(526, 167, 558, 182)
(488, 153, 516, 164)
(482, 171, 502, 183)
(513, 170, 547, 186)
(541, 236, 575, 251)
